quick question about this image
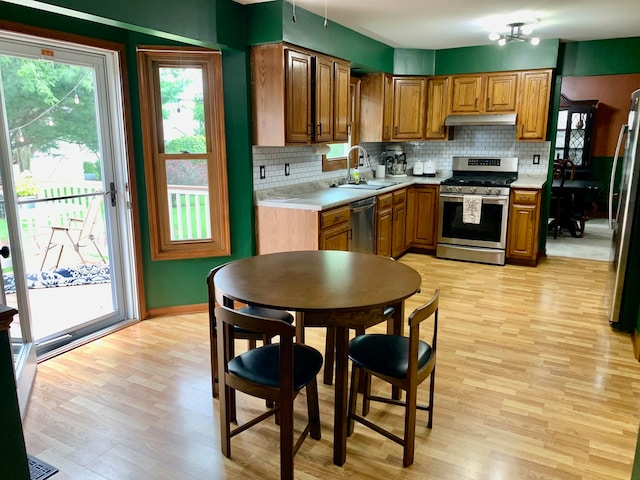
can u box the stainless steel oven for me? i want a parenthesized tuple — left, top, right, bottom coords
(437, 157, 518, 265)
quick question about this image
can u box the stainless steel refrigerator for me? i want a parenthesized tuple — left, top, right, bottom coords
(607, 88, 640, 332)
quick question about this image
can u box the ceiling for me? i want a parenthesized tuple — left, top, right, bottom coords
(235, 0, 640, 50)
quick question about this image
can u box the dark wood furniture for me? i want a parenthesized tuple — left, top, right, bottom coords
(206, 265, 294, 400)
(213, 250, 422, 466)
(550, 176, 603, 238)
(0, 305, 30, 480)
(555, 94, 598, 168)
(215, 305, 322, 480)
(347, 290, 439, 467)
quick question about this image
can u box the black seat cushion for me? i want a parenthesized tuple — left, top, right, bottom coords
(229, 344, 323, 390)
(239, 305, 294, 324)
(349, 334, 432, 379)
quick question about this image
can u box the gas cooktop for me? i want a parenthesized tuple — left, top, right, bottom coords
(441, 156, 518, 195)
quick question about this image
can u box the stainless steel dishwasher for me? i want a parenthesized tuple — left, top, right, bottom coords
(349, 197, 376, 254)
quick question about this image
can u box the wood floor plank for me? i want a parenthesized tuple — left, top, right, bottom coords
(22, 254, 640, 479)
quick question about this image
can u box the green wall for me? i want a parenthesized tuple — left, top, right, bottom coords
(0, 0, 255, 311)
(435, 39, 559, 75)
(3, 0, 640, 312)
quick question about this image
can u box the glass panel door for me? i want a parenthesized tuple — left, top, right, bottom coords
(0, 30, 137, 370)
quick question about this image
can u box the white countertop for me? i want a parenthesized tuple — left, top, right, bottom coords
(256, 174, 448, 211)
(256, 173, 548, 211)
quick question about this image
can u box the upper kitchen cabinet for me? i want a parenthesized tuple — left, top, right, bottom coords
(450, 72, 518, 114)
(516, 69, 552, 141)
(425, 76, 450, 140)
(360, 73, 426, 142)
(250, 43, 350, 146)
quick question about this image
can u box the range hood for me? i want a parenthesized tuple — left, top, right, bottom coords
(444, 113, 517, 127)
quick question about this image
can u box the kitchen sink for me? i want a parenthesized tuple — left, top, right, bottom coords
(335, 181, 398, 190)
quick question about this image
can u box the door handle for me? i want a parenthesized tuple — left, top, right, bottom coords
(0, 246, 9, 258)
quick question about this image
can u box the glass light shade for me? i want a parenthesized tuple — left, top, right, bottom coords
(489, 32, 500, 41)
(530, 37, 540, 46)
(498, 38, 507, 46)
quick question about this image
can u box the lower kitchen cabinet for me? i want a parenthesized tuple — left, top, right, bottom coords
(412, 185, 439, 250)
(507, 188, 541, 265)
(255, 204, 350, 254)
(391, 188, 407, 258)
(376, 192, 393, 256)
(319, 205, 350, 250)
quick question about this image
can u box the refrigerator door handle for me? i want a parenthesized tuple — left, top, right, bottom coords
(609, 124, 628, 229)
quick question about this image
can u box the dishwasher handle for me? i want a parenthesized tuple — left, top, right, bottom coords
(351, 204, 375, 214)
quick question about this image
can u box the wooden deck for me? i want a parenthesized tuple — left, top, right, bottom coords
(22, 253, 640, 480)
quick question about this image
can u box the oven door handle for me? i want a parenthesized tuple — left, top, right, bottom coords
(440, 193, 509, 203)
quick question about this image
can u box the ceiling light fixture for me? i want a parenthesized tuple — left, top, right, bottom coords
(490, 22, 540, 46)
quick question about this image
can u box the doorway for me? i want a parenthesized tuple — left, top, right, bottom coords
(0, 29, 138, 407)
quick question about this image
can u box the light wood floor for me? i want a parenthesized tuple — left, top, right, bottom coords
(22, 254, 640, 480)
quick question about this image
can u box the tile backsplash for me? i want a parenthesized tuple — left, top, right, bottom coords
(252, 125, 550, 191)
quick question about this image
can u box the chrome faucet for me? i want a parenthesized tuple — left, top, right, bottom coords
(345, 145, 369, 184)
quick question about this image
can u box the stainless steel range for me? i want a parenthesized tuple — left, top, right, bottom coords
(437, 156, 518, 265)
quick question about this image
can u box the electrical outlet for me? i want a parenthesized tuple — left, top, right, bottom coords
(533, 154, 540, 165)
(259, 165, 266, 179)
(285, 163, 290, 176)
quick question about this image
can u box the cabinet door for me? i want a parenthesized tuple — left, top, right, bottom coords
(314, 55, 334, 143)
(285, 49, 312, 143)
(450, 75, 484, 114)
(383, 74, 393, 141)
(507, 203, 537, 258)
(320, 222, 350, 251)
(333, 61, 350, 141)
(405, 187, 415, 247)
(376, 208, 392, 257)
(517, 70, 552, 141)
(486, 73, 518, 112)
(425, 76, 449, 140)
(414, 186, 438, 248)
(392, 203, 406, 258)
(392, 77, 425, 140)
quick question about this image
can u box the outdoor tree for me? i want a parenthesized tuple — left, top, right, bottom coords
(0, 56, 97, 173)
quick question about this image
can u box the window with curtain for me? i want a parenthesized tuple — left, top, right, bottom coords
(137, 46, 230, 260)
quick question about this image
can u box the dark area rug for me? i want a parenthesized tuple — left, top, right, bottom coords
(28, 455, 58, 480)
(3, 264, 110, 294)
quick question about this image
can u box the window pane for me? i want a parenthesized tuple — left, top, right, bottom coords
(159, 67, 206, 154)
(165, 158, 210, 241)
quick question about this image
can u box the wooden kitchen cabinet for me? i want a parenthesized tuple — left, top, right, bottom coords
(425, 76, 450, 140)
(319, 205, 350, 250)
(412, 185, 439, 249)
(507, 188, 541, 265)
(450, 72, 518, 114)
(391, 76, 426, 140)
(360, 73, 425, 142)
(333, 61, 351, 141)
(376, 192, 393, 256)
(251, 43, 350, 146)
(256, 204, 350, 254)
(391, 188, 408, 257)
(517, 69, 552, 141)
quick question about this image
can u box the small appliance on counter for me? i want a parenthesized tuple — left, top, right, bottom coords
(424, 161, 437, 177)
(413, 160, 437, 177)
(382, 145, 407, 177)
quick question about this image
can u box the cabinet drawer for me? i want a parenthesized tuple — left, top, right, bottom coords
(377, 193, 393, 210)
(393, 189, 407, 205)
(512, 189, 539, 204)
(320, 205, 350, 228)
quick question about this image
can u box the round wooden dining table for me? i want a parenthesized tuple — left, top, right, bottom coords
(214, 250, 422, 466)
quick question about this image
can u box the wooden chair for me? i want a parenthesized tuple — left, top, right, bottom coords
(39, 196, 106, 270)
(216, 305, 322, 480)
(322, 305, 395, 385)
(206, 265, 294, 399)
(347, 290, 439, 467)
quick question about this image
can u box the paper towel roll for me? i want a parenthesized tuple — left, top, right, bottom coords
(376, 165, 386, 178)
